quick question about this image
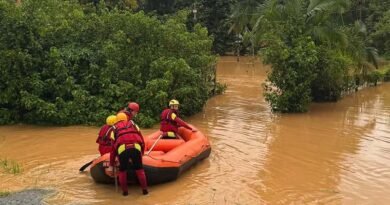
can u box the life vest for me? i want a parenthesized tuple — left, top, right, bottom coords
(111, 120, 144, 154)
(160, 108, 179, 134)
(96, 125, 113, 146)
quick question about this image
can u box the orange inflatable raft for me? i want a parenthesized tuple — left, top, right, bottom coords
(90, 126, 211, 185)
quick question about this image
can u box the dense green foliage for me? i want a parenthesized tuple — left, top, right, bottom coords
(346, 0, 390, 57)
(90, 0, 237, 55)
(1, 0, 388, 123)
(229, 0, 265, 56)
(141, 0, 195, 14)
(78, 0, 390, 59)
(143, 0, 238, 55)
(0, 0, 217, 126)
(196, 0, 237, 54)
(310, 48, 351, 102)
(259, 0, 353, 111)
(378, 65, 390, 82)
(263, 35, 318, 112)
(79, 0, 140, 10)
(233, 0, 388, 112)
(371, 10, 390, 59)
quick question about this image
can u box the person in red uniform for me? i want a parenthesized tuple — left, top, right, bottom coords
(117, 102, 139, 121)
(160, 99, 196, 139)
(109, 103, 148, 196)
(95, 115, 117, 155)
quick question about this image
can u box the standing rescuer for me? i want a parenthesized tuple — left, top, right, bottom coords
(160, 99, 196, 139)
(109, 103, 148, 196)
(96, 115, 117, 156)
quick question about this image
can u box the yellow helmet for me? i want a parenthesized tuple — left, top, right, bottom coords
(106, 115, 117, 126)
(169, 99, 180, 106)
(116, 112, 128, 122)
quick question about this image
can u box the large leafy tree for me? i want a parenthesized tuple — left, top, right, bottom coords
(258, 0, 350, 111)
(343, 0, 390, 56)
(346, 0, 390, 31)
(84, 0, 238, 55)
(0, 0, 216, 126)
(232, 0, 381, 111)
(229, 0, 264, 56)
(370, 10, 390, 58)
(196, 0, 237, 54)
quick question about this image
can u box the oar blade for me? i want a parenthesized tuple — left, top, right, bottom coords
(79, 160, 93, 172)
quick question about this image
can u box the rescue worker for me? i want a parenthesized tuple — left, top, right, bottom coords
(118, 102, 140, 121)
(109, 103, 148, 196)
(95, 115, 117, 156)
(160, 99, 196, 139)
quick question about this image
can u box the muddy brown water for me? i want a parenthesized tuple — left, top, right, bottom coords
(1, 56, 390, 204)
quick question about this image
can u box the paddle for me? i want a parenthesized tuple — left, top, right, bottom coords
(79, 160, 93, 172)
(113, 166, 118, 192)
(145, 134, 163, 156)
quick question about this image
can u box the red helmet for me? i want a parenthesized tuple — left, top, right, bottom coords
(128, 102, 140, 112)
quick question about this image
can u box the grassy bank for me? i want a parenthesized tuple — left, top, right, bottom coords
(0, 158, 22, 174)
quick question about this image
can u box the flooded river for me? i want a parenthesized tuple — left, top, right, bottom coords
(1, 56, 390, 204)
